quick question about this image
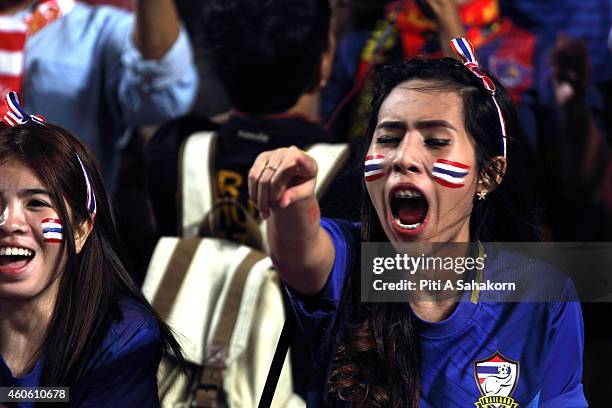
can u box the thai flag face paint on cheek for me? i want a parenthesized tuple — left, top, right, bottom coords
(364, 155, 385, 182)
(42, 218, 63, 243)
(432, 159, 470, 188)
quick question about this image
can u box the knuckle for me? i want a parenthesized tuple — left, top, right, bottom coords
(270, 177, 281, 190)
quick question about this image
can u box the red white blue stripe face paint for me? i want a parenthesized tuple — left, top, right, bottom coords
(432, 159, 471, 188)
(42, 218, 63, 243)
(365, 155, 385, 182)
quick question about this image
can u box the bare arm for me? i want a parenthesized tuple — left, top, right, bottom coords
(133, 0, 180, 60)
(248, 146, 335, 295)
(425, 0, 466, 57)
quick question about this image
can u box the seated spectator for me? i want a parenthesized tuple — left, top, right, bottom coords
(0, 0, 198, 184)
(0, 93, 181, 406)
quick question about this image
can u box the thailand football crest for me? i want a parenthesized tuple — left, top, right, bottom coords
(473, 352, 519, 408)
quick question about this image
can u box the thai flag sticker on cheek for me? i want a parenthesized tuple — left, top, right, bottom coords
(432, 159, 470, 188)
(42, 218, 64, 243)
(364, 155, 385, 182)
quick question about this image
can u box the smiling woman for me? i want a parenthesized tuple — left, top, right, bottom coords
(248, 41, 587, 407)
(0, 93, 182, 407)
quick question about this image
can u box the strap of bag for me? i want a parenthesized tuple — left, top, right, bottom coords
(179, 131, 218, 237)
(307, 143, 349, 199)
(194, 250, 267, 408)
(257, 298, 296, 408)
(151, 238, 202, 320)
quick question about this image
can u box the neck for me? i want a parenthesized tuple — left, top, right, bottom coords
(0, 0, 37, 15)
(407, 227, 474, 322)
(410, 298, 457, 322)
(0, 282, 58, 376)
(287, 91, 321, 123)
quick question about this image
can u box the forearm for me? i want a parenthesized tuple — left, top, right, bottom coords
(425, 0, 466, 57)
(268, 196, 334, 295)
(438, 14, 466, 57)
(133, 0, 180, 59)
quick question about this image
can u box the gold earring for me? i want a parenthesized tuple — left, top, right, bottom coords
(477, 190, 487, 200)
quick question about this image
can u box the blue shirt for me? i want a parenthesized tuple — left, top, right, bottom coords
(15, 2, 198, 182)
(0, 299, 163, 408)
(288, 218, 588, 407)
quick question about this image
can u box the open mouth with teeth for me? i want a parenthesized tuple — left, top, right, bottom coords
(0, 246, 35, 272)
(389, 186, 429, 233)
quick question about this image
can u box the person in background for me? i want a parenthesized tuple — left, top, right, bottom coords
(0, 92, 182, 407)
(0, 0, 198, 184)
(145, 0, 345, 399)
(146, 0, 340, 240)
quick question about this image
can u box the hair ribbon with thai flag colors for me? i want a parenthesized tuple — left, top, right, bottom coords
(1, 91, 97, 219)
(364, 154, 385, 182)
(2, 91, 44, 126)
(76, 155, 97, 219)
(432, 159, 470, 188)
(450, 37, 507, 159)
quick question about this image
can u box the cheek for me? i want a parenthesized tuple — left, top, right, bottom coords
(431, 159, 472, 189)
(366, 181, 385, 217)
(41, 218, 64, 244)
(364, 154, 386, 183)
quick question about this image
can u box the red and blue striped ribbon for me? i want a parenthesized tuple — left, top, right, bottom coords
(1, 90, 97, 219)
(76, 155, 97, 219)
(450, 38, 507, 159)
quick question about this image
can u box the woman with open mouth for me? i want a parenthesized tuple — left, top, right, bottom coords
(249, 40, 587, 407)
(0, 92, 182, 407)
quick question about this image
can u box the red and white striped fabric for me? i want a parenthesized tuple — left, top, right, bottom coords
(0, 17, 27, 98)
(0, 0, 74, 99)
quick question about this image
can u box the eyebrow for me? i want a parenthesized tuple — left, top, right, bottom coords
(376, 120, 406, 131)
(414, 119, 457, 132)
(19, 188, 51, 197)
(376, 119, 457, 132)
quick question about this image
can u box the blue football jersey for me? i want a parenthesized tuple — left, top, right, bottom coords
(288, 218, 588, 408)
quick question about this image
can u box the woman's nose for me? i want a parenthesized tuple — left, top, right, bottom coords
(0, 206, 30, 235)
(392, 138, 425, 175)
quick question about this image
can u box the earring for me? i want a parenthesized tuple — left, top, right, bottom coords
(477, 190, 487, 200)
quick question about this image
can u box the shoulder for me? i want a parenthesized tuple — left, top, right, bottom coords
(89, 298, 162, 372)
(68, 2, 131, 25)
(481, 245, 579, 303)
(146, 113, 219, 163)
(321, 218, 360, 247)
(72, 299, 163, 406)
(64, 2, 132, 41)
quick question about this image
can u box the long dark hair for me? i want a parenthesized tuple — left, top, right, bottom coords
(324, 58, 542, 407)
(0, 122, 183, 389)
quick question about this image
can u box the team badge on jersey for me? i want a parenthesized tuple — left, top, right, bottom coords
(473, 352, 519, 408)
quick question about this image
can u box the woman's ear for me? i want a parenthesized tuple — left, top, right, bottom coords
(478, 156, 507, 193)
(74, 218, 93, 254)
